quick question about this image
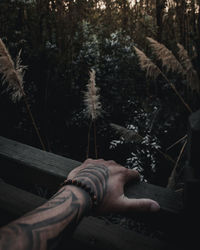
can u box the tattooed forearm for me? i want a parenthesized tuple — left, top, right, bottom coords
(0, 162, 110, 250)
(0, 186, 91, 250)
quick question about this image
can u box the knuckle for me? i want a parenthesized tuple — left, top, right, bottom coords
(123, 167, 129, 175)
(85, 158, 92, 163)
(107, 160, 116, 164)
(97, 158, 105, 161)
(117, 167, 129, 178)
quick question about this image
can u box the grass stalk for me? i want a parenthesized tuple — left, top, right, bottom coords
(155, 61, 192, 113)
(167, 139, 187, 189)
(84, 69, 102, 158)
(0, 38, 46, 151)
(134, 45, 193, 113)
(167, 134, 188, 151)
(86, 119, 93, 158)
(23, 95, 46, 151)
(93, 120, 98, 159)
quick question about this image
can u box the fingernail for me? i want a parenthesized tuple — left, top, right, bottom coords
(150, 202, 160, 212)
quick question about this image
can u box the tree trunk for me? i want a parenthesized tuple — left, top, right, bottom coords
(156, 0, 166, 42)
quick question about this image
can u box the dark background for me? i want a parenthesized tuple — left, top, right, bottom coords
(1, 0, 200, 187)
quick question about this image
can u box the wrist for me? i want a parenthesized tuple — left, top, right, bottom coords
(61, 185, 93, 214)
(61, 179, 99, 210)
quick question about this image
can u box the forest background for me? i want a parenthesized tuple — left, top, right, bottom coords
(0, 0, 200, 188)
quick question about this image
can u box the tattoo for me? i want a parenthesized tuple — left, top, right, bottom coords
(0, 189, 90, 250)
(74, 164, 109, 203)
(0, 163, 109, 250)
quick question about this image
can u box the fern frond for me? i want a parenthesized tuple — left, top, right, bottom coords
(110, 123, 143, 143)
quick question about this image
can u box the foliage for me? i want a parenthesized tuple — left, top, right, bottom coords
(0, 0, 200, 186)
(110, 100, 162, 182)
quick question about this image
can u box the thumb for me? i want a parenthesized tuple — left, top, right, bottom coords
(120, 196, 160, 213)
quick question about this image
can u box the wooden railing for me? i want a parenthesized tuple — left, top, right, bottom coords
(1, 110, 200, 249)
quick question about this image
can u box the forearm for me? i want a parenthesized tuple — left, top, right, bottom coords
(0, 159, 160, 250)
(0, 185, 91, 250)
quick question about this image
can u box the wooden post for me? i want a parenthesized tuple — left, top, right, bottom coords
(187, 109, 200, 178)
(185, 109, 200, 208)
(184, 109, 200, 248)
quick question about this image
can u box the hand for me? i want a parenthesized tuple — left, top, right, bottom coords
(67, 159, 160, 214)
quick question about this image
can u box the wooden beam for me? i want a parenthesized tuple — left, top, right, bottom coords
(0, 181, 173, 250)
(0, 179, 45, 216)
(0, 136, 183, 216)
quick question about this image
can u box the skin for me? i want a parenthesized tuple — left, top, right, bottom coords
(0, 159, 160, 250)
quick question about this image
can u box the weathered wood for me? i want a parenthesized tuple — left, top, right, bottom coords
(0, 179, 46, 216)
(187, 109, 200, 178)
(0, 181, 174, 250)
(0, 136, 183, 216)
(183, 110, 200, 247)
(184, 110, 200, 210)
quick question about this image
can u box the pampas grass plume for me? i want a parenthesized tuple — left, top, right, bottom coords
(146, 37, 184, 75)
(134, 44, 192, 113)
(84, 69, 102, 120)
(84, 69, 102, 158)
(134, 46, 161, 80)
(0, 38, 46, 151)
(177, 43, 200, 93)
(0, 38, 26, 102)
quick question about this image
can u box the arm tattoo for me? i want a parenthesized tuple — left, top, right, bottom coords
(0, 188, 90, 250)
(0, 164, 109, 250)
(74, 164, 109, 204)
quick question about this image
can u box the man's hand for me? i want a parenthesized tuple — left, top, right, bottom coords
(67, 159, 160, 214)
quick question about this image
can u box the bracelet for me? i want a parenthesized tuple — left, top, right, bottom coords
(60, 179, 98, 209)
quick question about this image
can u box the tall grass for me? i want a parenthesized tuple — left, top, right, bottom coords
(177, 43, 200, 93)
(0, 38, 46, 151)
(146, 37, 200, 94)
(134, 40, 192, 113)
(0, 39, 25, 102)
(146, 37, 184, 74)
(134, 37, 198, 189)
(84, 69, 102, 158)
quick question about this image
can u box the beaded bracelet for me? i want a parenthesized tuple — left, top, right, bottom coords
(60, 179, 98, 209)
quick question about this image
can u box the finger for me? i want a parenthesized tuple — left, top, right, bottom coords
(124, 169, 140, 183)
(120, 196, 160, 213)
